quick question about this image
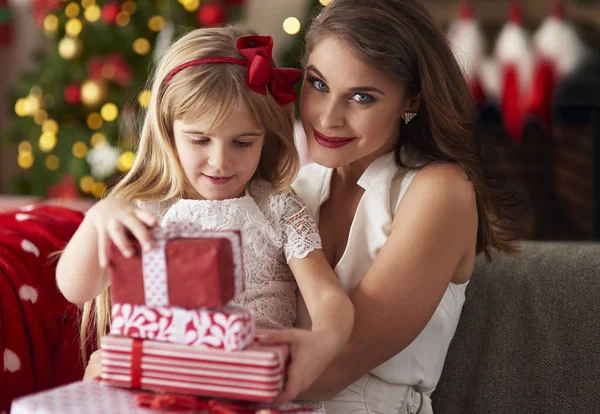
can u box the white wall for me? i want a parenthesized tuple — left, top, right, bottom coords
(0, 0, 311, 192)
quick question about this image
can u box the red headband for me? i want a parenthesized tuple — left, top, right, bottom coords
(161, 36, 303, 106)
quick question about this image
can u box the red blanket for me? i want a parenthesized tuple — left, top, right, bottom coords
(0, 205, 85, 412)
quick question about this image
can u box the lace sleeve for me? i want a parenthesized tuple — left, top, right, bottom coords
(279, 191, 322, 263)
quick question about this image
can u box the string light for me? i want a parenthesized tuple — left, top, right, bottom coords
(87, 113, 103, 130)
(91, 132, 107, 147)
(84, 5, 101, 22)
(18, 141, 32, 153)
(100, 103, 119, 122)
(39, 132, 57, 152)
(42, 119, 59, 134)
(137, 90, 152, 108)
(319, 0, 332, 5)
(81, 0, 95, 9)
(65, 2, 80, 18)
(43, 14, 59, 33)
(18, 152, 34, 169)
(33, 109, 48, 125)
(123, 1, 137, 15)
(91, 182, 107, 198)
(283, 17, 301, 35)
(116, 12, 131, 27)
(45, 155, 60, 170)
(117, 151, 135, 172)
(58, 37, 81, 60)
(72, 141, 88, 158)
(65, 18, 83, 37)
(148, 16, 165, 32)
(133, 38, 151, 55)
(180, 0, 200, 12)
(80, 175, 95, 193)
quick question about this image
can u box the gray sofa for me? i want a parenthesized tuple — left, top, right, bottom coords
(432, 242, 600, 413)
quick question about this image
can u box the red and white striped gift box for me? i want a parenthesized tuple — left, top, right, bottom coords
(111, 304, 255, 351)
(100, 335, 288, 403)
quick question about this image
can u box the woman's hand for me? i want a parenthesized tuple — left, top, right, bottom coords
(258, 328, 343, 404)
(86, 199, 158, 268)
(83, 349, 102, 381)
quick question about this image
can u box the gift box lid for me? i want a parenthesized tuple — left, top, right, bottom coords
(108, 221, 244, 309)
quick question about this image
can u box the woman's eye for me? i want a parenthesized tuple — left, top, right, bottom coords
(308, 76, 328, 92)
(351, 93, 376, 104)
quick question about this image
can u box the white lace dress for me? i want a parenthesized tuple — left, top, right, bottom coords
(136, 180, 322, 330)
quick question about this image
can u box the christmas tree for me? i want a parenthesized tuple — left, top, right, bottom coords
(3, 0, 245, 199)
(280, 0, 325, 72)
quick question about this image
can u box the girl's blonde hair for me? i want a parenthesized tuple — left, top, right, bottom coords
(80, 25, 300, 362)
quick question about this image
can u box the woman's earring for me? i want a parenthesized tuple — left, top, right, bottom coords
(404, 112, 417, 125)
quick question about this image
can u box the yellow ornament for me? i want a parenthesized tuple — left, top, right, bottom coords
(33, 109, 49, 125)
(91, 182, 107, 198)
(82, 0, 96, 9)
(283, 17, 301, 35)
(180, 0, 200, 12)
(58, 37, 82, 60)
(15, 99, 29, 117)
(18, 141, 32, 153)
(81, 80, 106, 107)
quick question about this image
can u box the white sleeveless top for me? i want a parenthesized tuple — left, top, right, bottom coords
(292, 152, 468, 393)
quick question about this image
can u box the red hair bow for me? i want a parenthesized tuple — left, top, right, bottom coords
(162, 36, 303, 106)
(237, 36, 303, 106)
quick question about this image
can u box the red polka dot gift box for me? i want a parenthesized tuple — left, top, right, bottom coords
(108, 221, 244, 309)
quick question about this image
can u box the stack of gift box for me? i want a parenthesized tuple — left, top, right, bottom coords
(11, 221, 322, 413)
(102, 221, 294, 404)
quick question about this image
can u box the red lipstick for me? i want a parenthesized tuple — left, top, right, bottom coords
(313, 129, 358, 149)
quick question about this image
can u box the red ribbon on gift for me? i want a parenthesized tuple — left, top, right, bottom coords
(130, 338, 143, 389)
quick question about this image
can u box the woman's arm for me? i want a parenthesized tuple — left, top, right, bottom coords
(301, 163, 479, 399)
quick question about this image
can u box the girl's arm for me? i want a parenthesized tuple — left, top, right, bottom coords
(56, 199, 157, 305)
(299, 163, 479, 400)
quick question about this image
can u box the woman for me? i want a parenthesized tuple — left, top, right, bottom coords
(261, 0, 518, 412)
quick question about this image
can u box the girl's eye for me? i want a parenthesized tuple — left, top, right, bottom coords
(189, 138, 210, 146)
(307, 76, 328, 92)
(351, 93, 376, 104)
(234, 141, 253, 148)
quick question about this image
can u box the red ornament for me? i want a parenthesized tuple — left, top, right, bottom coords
(47, 175, 79, 200)
(197, 3, 226, 27)
(64, 84, 81, 105)
(101, 3, 120, 25)
(32, 0, 61, 27)
(88, 53, 133, 86)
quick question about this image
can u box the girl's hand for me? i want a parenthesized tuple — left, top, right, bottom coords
(83, 349, 102, 381)
(258, 328, 343, 404)
(86, 199, 158, 268)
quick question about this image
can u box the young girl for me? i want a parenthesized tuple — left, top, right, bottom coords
(55, 25, 354, 404)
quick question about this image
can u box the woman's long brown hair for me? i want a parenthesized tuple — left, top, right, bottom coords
(305, 0, 520, 259)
